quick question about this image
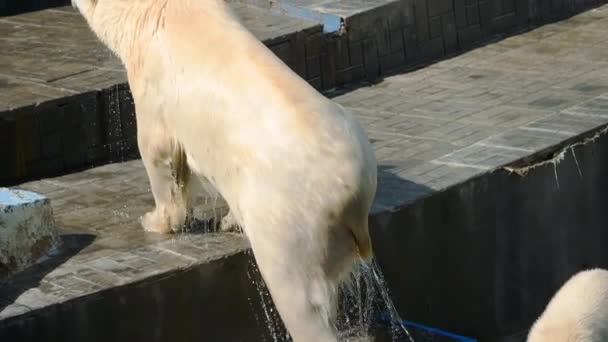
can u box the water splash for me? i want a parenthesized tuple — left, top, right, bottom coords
(245, 251, 291, 342)
(337, 258, 414, 342)
(245, 253, 415, 342)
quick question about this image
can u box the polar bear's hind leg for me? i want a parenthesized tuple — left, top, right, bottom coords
(138, 119, 191, 234)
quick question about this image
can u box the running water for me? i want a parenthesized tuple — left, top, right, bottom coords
(182, 181, 231, 234)
(245, 251, 291, 342)
(337, 258, 415, 342)
(245, 253, 415, 342)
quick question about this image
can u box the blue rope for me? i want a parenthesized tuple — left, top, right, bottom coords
(376, 312, 477, 342)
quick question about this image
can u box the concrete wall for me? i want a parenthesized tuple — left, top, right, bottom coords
(370, 129, 608, 341)
(0, 252, 290, 342)
(0, 0, 66, 16)
(0, 88, 139, 186)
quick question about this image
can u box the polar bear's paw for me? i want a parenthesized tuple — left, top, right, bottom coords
(141, 203, 189, 234)
(141, 209, 173, 234)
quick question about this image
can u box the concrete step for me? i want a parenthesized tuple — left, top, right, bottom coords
(2, 0, 608, 185)
(2, 4, 608, 340)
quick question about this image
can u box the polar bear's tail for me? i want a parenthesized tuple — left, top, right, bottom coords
(342, 188, 375, 259)
(348, 218, 373, 259)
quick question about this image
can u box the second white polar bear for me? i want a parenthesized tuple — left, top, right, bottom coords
(72, 1, 378, 341)
(527, 268, 608, 342)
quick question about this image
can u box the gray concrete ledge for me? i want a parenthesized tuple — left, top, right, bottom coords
(3, 0, 608, 185)
(2, 2, 608, 341)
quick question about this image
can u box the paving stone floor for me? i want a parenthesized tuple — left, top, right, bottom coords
(2, 1, 608, 331)
(337, 4, 608, 210)
(0, 4, 317, 111)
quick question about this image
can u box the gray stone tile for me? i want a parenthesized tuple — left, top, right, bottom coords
(72, 266, 125, 287)
(412, 121, 495, 147)
(13, 288, 59, 309)
(522, 112, 608, 136)
(509, 90, 592, 112)
(0, 304, 30, 320)
(411, 100, 490, 120)
(458, 106, 554, 128)
(479, 128, 567, 152)
(434, 144, 530, 169)
(562, 94, 608, 117)
(86, 258, 142, 280)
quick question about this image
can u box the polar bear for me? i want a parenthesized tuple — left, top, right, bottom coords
(527, 268, 608, 342)
(72, 0, 378, 341)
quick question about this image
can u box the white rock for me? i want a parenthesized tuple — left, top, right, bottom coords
(0, 188, 60, 281)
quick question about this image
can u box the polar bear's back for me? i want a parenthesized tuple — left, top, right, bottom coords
(527, 268, 608, 342)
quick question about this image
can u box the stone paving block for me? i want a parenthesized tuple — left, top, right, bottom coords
(340, 89, 432, 113)
(523, 112, 608, 135)
(46, 277, 103, 300)
(43, 271, 94, 294)
(562, 94, 608, 117)
(414, 163, 475, 189)
(413, 100, 489, 120)
(129, 245, 196, 270)
(13, 288, 60, 309)
(154, 239, 214, 262)
(0, 304, 30, 320)
(510, 90, 592, 112)
(86, 257, 144, 281)
(394, 138, 458, 161)
(434, 143, 530, 169)
(368, 114, 448, 137)
(424, 163, 481, 190)
(457, 106, 553, 128)
(568, 80, 608, 97)
(0, 77, 74, 112)
(0, 53, 93, 84)
(447, 87, 521, 107)
(413, 120, 495, 147)
(71, 265, 125, 288)
(50, 69, 127, 93)
(479, 127, 567, 152)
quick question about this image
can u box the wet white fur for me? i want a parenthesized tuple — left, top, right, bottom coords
(72, 1, 378, 341)
(528, 268, 608, 342)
